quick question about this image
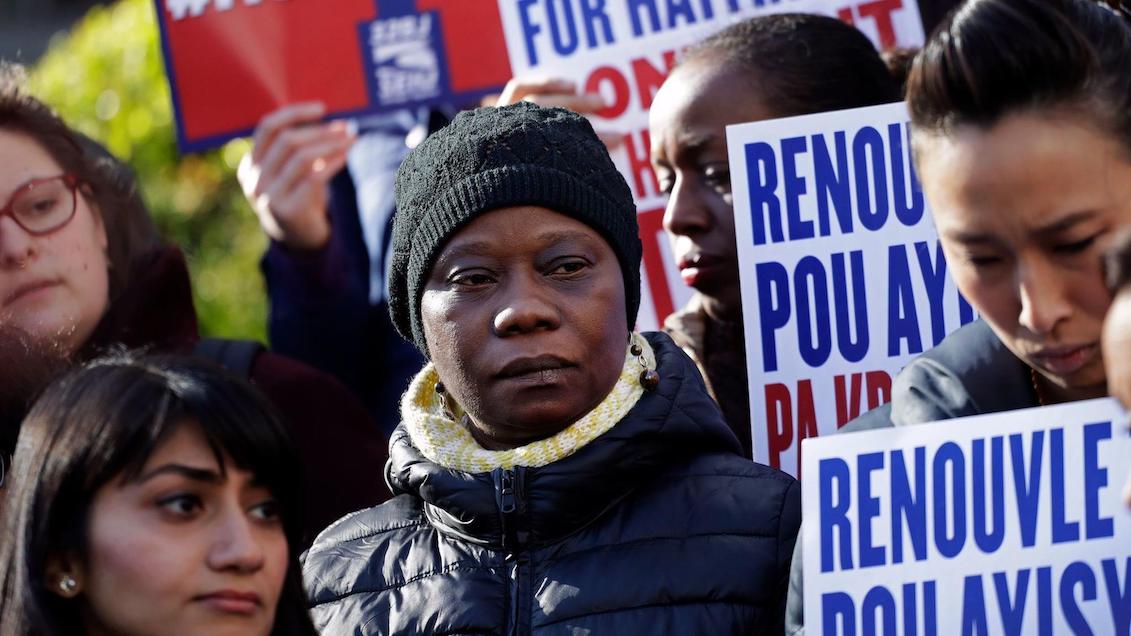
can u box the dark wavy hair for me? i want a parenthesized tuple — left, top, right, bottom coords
(907, 0, 1131, 151)
(0, 326, 69, 456)
(680, 13, 903, 117)
(0, 354, 317, 636)
(0, 63, 162, 302)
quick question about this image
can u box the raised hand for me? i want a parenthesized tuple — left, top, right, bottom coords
(238, 103, 356, 251)
(494, 76, 620, 149)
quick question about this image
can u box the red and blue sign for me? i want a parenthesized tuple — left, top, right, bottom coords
(154, 0, 515, 152)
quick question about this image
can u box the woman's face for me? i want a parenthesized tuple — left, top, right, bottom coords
(917, 113, 1131, 401)
(649, 55, 777, 320)
(420, 206, 627, 448)
(0, 129, 109, 353)
(65, 422, 288, 636)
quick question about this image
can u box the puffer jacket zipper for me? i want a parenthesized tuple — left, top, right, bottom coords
(495, 467, 531, 636)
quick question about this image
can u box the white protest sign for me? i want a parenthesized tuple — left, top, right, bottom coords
(801, 398, 1131, 635)
(496, 0, 925, 330)
(728, 102, 975, 476)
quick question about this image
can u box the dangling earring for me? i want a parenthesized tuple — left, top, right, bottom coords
(57, 574, 79, 597)
(630, 333, 659, 391)
(434, 381, 458, 419)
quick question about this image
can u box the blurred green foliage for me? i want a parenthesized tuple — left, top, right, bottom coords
(28, 0, 268, 342)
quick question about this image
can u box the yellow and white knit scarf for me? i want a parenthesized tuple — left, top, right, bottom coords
(401, 335, 653, 473)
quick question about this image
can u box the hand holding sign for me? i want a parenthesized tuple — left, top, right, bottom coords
(238, 103, 356, 252)
(493, 76, 621, 149)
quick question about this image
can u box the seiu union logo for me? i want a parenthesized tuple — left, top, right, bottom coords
(369, 13, 441, 106)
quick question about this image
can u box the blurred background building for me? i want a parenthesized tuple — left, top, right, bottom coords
(0, 0, 110, 63)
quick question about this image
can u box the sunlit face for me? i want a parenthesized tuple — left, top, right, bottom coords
(0, 129, 109, 353)
(420, 206, 628, 448)
(917, 113, 1131, 402)
(66, 422, 288, 636)
(649, 55, 778, 320)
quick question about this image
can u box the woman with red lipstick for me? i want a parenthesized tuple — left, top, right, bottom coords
(0, 354, 318, 635)
(302, 103, 800, 634)
(648, 15, 904, 457)
(0, 65, 389, 539)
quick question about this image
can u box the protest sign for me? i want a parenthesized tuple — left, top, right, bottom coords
(156, 0, 925, 329)
(155, 0, 513, 152)
(497, 0, 926, 329)
(728, 102, 974, 476)
(801, 398, 1131, 635)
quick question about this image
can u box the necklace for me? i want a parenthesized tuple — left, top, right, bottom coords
(1030, 367, 1047, 407)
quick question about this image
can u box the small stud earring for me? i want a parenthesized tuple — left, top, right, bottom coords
(435, 381, 446, 395)
(57, 575, 78, 597)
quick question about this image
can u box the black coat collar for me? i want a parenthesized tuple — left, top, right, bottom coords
(385, 332, 743, 550)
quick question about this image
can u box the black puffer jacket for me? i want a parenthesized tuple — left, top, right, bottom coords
(302, 332, 800, 635)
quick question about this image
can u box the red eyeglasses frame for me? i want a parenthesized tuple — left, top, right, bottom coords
(0, 174, 82, 236)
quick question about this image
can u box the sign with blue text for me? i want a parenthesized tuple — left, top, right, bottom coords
(499, 0, 925, 330)
(728, 102, 974, 476)
(801, 398, 1131, 635)
(157, 0, 924, 330)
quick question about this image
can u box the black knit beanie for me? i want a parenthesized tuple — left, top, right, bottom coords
(388, 101, 642, 355)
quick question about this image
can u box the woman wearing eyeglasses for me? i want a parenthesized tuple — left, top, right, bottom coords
(0, 171, 106, 350)
(0, 65, 389, 541)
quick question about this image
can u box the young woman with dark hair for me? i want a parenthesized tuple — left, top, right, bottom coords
(649, 14, 904, 456)
(891, 0, 1131, 423)
(0, 354, 319, 635)
(0, 65, 389, 538)
(787, 1, 1131, 631)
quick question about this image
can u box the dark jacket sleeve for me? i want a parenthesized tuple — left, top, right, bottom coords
(261, 169, 424, 435)
(261, 169, 375, 402)
(249, 351, 390, 544)
(775, 479, 802, 636)
(891, 320, 1035, 427)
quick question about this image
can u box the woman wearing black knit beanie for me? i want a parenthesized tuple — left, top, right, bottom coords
(302, 101, 800, 635)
